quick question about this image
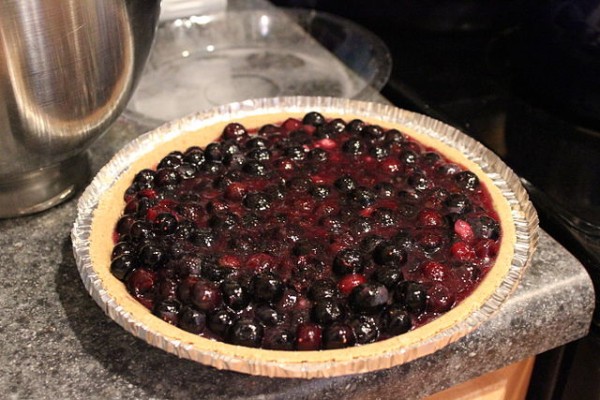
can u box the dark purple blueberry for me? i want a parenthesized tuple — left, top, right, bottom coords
(204, 142, 223, 162)
(349, 315, 380, 344)
(284, 145, 306, 161)
(220, 278, 251, 311)
(242, 192, 271, 211)
(349, 283, 389, 314)
(183, 148, 205, 166)
(116, 215, 136, 236)
(208, 309, 235, 336)
(221, 140, 242, 155)
(308, 279, 339, 301)
(111, 254, 136, 281)
(191, 280, 222, 312)
(158, 153, 183, 169)
(346, 119, 366, 134)
(262, 327, 295, 350)
(437, 163, 462, 176)
(399, 150, 418, 165)
(153, 213, 178, 235)
(383, 307, 412, 335)
(302, 111, 325, 126)
(333, 248, 364, 275)
(323, 323, 356, 349)
(111, 241, 134, 260)
(445, 193, 472, 214)
(334, 175, 357, 193)
(169, 254, 202, 278)
(369, 145, 390, 159)
(327, 118, 347, 133)
(175, 163, 197, 180)
(408, 171, 429, 191)
(308, 148, 328, 162)
(245, 137, 268, 149)
(242, 160, 268, 176)
(223, 152, 245, 168)
(129, 221, 155, 242)
(372, 207, 397, 227)
(351, 216, 372, 235)
(472, 216, 500, 240)
(222, 122, 248, 141)
(200, 161, 225, 175)
(246, 148, 272, 162)
(373, 242, 407, 266)
(153, 299, 181, 325)
(309, 185, 330, 199)
(342, 138, 365, 155)
(384, 129, 405, 143)
(189, 227, 215, 248)
(133, 169, 156, 189)
(255, 304, 282, 326)
(201, 258, 231, 282)
(361, 124, 384, 140)
(455, 171, 480, 191)
(228, 319, 263, 348)
(172, 220, 195, 242)
(178, 306, 206, 334)
(348, 187, 376, 209)
(286, 177, 313, 193)
(138, 243, 166, 269)
(155, 167, 180, 187)
(252, 272, 284, 303)
(373, 181, 394, 198)
(374, 265, 404, 289)
(395, 281, 427, 314)
(312, 299, 344, 326)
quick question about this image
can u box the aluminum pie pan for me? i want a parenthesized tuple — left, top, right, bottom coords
(72, 96, 538, 378)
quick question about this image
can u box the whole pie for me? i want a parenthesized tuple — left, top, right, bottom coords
(84, 99, 524, 378)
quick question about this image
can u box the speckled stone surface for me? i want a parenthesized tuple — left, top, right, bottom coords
(0, 117, 594, 400)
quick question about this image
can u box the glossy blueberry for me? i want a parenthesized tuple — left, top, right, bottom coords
(220, 277, 251, 311)
(349, 315, 380, 344)
(334, 175, 357, 193)
(152, 299, 181, 325)
(374, 265, 404, 289)
(312, 299, 344, 326)
(255, 304, 282, 326)
(346, 119, 366, 135)
(383, 307, 412, 335)
(178, 306, 206, 334)
(252, 272, 284, 303)
(373, 241, 407, 266)
(302, 111, 325, 126)
(153, 213, 178, 235)
(242, 160, 268, 176)
(348, 187, 376, 209)
(262, 327, 295, 350)
(323, 323, 356, 349)
(308, 279, 339, 301)
(395, 281, 427, 314)
(242, 192, 271, 211)
(455, 171, 480, 190)
(342, 138, 365, 155)
(228, 319, 263, 348)
(349, 283, 389, 314)
(110, 254, 136, 281)
(333, 248, 364, 275)
(208, 309, 235, 336)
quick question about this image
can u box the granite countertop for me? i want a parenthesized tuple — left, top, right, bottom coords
(0, 115, 595, 400)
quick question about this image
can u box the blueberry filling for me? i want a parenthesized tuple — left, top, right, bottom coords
(113, 112, 502, 350)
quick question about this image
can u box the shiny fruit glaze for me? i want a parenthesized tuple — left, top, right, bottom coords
(110, 112, 501, 350)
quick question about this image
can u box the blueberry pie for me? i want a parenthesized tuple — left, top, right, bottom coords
(87, 105, 518, 377)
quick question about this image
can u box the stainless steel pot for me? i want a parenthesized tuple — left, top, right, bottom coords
(0, 0, 160, 217)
